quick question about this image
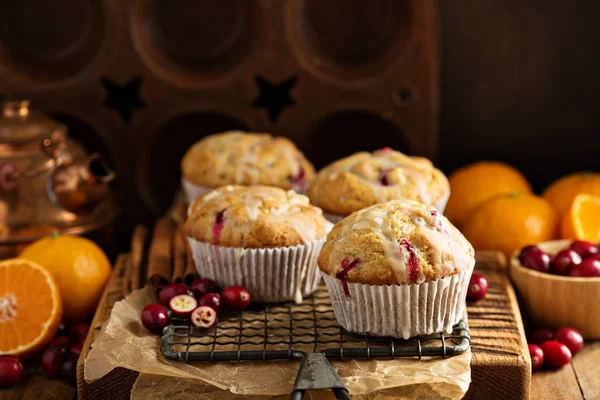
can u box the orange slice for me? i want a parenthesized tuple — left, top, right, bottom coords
(561, 194, 600, 241)
(0, 259, 62, 359)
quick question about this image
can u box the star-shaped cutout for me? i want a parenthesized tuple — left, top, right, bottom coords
(252, 75, 297, 122)
(101, 76, 145, 123)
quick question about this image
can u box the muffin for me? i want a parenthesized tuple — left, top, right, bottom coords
(181, 131, 315, 202)
(318, 199, 474, 339)
(307, 148, 449, 222)
(185, 185, 332, 303)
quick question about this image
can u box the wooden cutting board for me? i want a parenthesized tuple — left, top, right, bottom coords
(75, 222, 531, 400)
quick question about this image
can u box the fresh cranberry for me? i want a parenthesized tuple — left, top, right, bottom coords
(0, 356, 23, 388)
(336, 257, 361, 296)
(61, 354, 78, 383)
(570, 240, 600, 259)
(528, 344, 544, 371)
(69, 323, 90, 344)
(191, 306, 217, 328)
(587, 253, 600, 262)
(569, 258, 600, 277)
(552, 249, 582, 275)
(221, 286, 252, 311)
(190, 278, 220, 298)
(50, 336, 72, 348)
(70, 343, 84, 358)
(169, 294, 198, 318)
(56, 323, 69, 336)
(529, 328, 554, 345)
(554, 327, 584, 355)
(159, 283, 190, 306)
(42, 342, 70, 378)
(467, 273, 489, 301)
(141, 303, 169, 334)
(541, 341, 572, 369)
(519, 246, 551, 273)
(199, 293, 222, 313)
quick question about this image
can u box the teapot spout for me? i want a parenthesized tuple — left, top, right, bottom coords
(87, 153, 115, 183)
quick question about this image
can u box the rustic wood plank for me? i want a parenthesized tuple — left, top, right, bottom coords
(0, 372, 76, 400)
(531, 365, 583, 400)
(571, 341, 600, 399)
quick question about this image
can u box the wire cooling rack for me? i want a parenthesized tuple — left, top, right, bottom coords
(161, 286, 470, 399)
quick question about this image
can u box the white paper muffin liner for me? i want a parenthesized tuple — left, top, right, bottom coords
(181, 178, 213, 204)
(321, 263, 474, 339)
(187, 237, 325, 303)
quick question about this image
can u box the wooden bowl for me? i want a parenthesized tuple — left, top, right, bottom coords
(509, 240, 600, 338)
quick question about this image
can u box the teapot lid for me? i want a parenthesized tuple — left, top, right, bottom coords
(0, 101, 63, 144)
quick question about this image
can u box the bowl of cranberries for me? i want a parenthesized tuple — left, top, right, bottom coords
(510, 239, 600, 338)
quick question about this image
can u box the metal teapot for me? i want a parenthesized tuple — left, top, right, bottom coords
(0, 100, 117, 243)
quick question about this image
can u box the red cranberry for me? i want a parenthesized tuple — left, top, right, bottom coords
(61, 354, 78, 383)
(50, 336, 72, 348)
(569, 258, 600, 277)
(336, 258, 361, 296)
(56, 323, 69, 336)
(570, 240, 600, 258)
(290, 166, 306, 191)
(191, 306, 218, 328)
(159, 283, 190, 306)
(379, 169, 391, 186)
(169, 294, 198, 318)
(554, 327, 584, 355)
(141, 303, 169, 334)
(467, 273, 489, 301)
(552, 249, 582, 275)
(212, 209, 227, 245)
(519, 246, 551, 273)
(199, 293, 222, 313)
(69, 322, 90, 344)
(541, 341, 572, 369)
(587, 253, 600, 262)
(42, 342, 70, 378)
(190, 278, 219, 298)
(221, 286, 252, 311)
(0, 356, 23, 388)
(70, 343, 83, 358)
(528, 344, 544, 371)
(529, 328, 554, 345)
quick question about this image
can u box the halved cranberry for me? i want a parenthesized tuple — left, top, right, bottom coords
(467, 273, 489, 301)
(0, 356, 23, 388)
(569, 258, 600, 277)
(529, 328, 554, 345)
(336, 258, 361, 296)
(141, 303, 169, 334)
(199, 293, 222, 313)
(191, 306, 217, 328)
(570, 240, 600, 258)
(555, 327, 584, 355)
(552, 249, 582, 275)
(401, 239, 419, 282)
(541, 341, 572, 369)
(519, 246, 551, 273)
(212, 209, 227, 245)
(42, 342, 70, 378)
(159, 283, 190, 305)
(221, 286, 251, 311)
(169, 294, 198, 318)
(190, 278, 220, 298)
(528, 344, 544, 371)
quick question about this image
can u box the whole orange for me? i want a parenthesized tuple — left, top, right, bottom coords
(445, 161, 532, 227)
(19, 235, 111, 322)
(542, 172, 600, 216)
(462, 193, 558, 258)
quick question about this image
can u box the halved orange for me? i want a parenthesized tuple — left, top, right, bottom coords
(561, 194, 600, 241)
(0, 259, 62, 359)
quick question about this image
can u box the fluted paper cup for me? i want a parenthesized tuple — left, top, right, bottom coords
(187, 238, 325, 303)
(181, 178, 213, 204)
(321, 263, 474, 339)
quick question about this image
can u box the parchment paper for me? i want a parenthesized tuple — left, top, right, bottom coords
(85, 287, 471, 399)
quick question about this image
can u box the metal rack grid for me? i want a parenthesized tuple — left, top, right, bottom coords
(161, 286, 470, 363)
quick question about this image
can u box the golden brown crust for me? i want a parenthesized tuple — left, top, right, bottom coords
(307, 149, 449, 216)
(317, 200, 474, 285)
(181, 131, 314, 191)
(184, 185, 332, 248)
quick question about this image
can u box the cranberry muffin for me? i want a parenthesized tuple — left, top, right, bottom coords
(318, 199, 474, 339)
(181, 131, 314, 202)
(307, 148, 449, 222)
(185, 185, 332, 303)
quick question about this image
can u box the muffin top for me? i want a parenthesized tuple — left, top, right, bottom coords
(185, 185, 333, 248)
(318, 200, 474, 285)
(307, 148, 449, 216)
(181, 131, 315, 191)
